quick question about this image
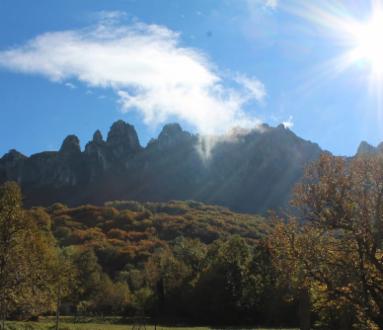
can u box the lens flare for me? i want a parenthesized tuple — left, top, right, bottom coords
(351, 9, 383, 76)
(284, 0, 383, 100)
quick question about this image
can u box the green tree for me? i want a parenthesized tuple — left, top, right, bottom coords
(193, 236, 255, 324)
(50, 249, 77, 330)
(68, 248, 103, 318)
(172, 237, 207, 276)
(89, 275, 131, 315)
(145, 248, 191, 318)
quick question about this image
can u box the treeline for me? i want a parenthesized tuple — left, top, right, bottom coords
(2, 153, 383, 329)
(48, 199, 283, 325)
(0, 185, 295, 328)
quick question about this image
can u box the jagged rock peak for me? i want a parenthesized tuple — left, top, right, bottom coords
(159, 123, 183, 138)
(157, 123, 192, 148)
(357, 141, 376, 155)
(257, 123, 271, 133)
(106, 120, 141, 156)
(85, 130, 105, 154)
(1, 149, 27, 162)
(93, 130, 104, 143)
(59, 135, 81, 155)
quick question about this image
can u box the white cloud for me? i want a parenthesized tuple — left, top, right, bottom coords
(246, 0, 278, 11)
(282, 115, 294, 129)
(265, 0, 278, 9)
(196, 126, 263, 161)
(234, 74, 266, 103)
(0, 16, 266, 135)
(97, 10, 127, 23)
(64, 82, 76, 89)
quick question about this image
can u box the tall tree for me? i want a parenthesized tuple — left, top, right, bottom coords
(0, 182, 30, 328)
(193, 236, 255, 324)
(271, 153, 383, 329)
(0, 182, 59, 328)
(68, 248, 103, 318)
(50, 249, 76, 330)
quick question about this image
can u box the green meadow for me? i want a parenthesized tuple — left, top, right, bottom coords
(6, 322, 296, 330)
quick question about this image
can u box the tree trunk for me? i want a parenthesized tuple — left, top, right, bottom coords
(298, 288, 311, 330)
(0, 296, 6, 330)
(55, 284, 61, 330)
(339, 306, 353, 330)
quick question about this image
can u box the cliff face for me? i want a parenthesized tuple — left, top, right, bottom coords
(0, 121, 322, 213)
(356, 141, 383, 156)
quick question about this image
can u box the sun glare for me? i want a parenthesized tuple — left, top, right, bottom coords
(351, 10, 383, 76)
(289, 0, 383, 92)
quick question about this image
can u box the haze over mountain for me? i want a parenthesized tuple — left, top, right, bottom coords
(0, 120, 324, 213)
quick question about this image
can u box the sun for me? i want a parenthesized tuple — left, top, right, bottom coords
(288, 1, 383, 100)
(351, 9, 383, 76)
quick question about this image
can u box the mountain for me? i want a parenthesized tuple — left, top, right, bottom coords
(0, 120, 322, 213)
(356, 140, 383, 156)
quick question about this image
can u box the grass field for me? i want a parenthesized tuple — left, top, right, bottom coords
(5, 320, 297, 330)
(6, 322, 205, 330)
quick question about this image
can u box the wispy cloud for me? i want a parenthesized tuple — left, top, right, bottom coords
(265, 0, 278, 10)
(95, 10, 127, 24)
(64, 82, 76, 89)
(234, 74, 266, 103)
(246, 0, 279, 11)
(282, 115, 294, 129)
(0, 14, 266, 135)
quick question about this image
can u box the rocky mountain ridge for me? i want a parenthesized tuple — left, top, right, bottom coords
(356, 140, 383, 155)
(0, 120, 322, 213)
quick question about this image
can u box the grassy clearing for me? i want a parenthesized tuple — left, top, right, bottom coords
(5, 321, 297, 330)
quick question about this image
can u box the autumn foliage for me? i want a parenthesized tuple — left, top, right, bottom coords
(271, 153, 383, 329)
(4, 152, 383, 328)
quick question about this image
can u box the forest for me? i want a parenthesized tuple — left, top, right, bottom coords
(2, 153, 383, 330)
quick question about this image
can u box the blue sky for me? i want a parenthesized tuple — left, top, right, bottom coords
(0, 0, 382, 156)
